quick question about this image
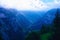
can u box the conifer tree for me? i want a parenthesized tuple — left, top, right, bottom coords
(51, 9, 60, 40)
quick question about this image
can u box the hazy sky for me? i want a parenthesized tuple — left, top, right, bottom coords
(0, 0, 60, 10)
(41, 0, 54, 2)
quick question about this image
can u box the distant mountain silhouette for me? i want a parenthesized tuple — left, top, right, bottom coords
(19, 11, 45, 23)
(22, 11, 46, 31)
(29, 8, 58, 31)
(43, 9, 57, 24)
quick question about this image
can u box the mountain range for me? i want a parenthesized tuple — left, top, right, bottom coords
(0, 7, 60, 40)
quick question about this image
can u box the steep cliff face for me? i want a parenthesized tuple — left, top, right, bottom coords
(0, 7, 27, 40)
(29, 8, 57, 31)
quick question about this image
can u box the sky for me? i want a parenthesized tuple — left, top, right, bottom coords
(0, 0, 60, 11)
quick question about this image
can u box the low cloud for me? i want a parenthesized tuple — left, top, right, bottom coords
(0, 0, 60, 11)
